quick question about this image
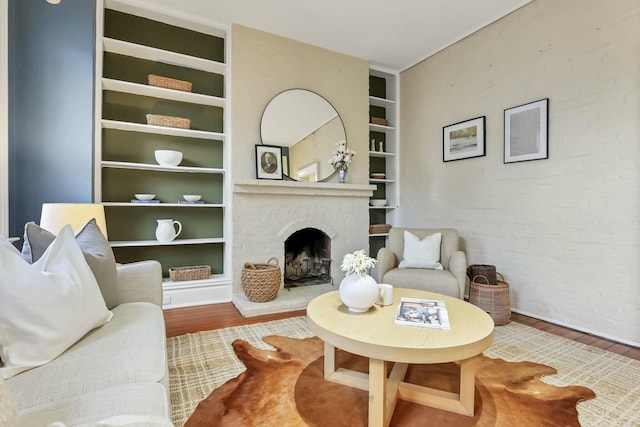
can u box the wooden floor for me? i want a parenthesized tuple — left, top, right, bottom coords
(163, 303, 640, 361)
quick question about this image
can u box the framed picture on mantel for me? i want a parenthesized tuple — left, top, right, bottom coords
(255, 145, 283, 180)
(504, 98, 549, 164)
(443, 116, 486, 162)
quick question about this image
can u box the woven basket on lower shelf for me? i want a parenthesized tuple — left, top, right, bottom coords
(469, 274, 511, 325)
(148, 74, 192, 92)
(146, 114, 191, 129)
(241, 257, 281, 302)
(169, 265, 211, 282)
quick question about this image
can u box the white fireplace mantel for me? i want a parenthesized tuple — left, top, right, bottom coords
(234, 179, 375, 198)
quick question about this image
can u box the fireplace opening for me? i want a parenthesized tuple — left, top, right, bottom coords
(284, 227, 332, 288)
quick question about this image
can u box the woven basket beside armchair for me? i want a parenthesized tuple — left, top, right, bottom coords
(241, 257, 281, 302)
(469, 271, 511, 326)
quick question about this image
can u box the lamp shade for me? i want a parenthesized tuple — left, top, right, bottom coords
(40, 203, 108, 238)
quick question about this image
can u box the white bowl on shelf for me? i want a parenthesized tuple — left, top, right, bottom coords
(182, 194, 202, 202)
(370, 199, 387, 207)
(134, 194, 156, 201)
(154, 150, 183, 167)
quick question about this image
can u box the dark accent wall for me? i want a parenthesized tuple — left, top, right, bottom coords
(8, 0, 95, 237)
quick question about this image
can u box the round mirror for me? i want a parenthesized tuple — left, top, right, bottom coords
(260, 89, 346, 182)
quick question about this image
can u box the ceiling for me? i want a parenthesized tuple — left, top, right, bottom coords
(134, 0, 532, 71)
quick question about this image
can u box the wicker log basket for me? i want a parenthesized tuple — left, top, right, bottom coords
(241, 257, 281, 303)
(469, 272, 511, 326)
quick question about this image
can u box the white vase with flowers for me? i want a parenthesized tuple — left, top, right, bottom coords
(338, 249, 378, 312)
(329, 141, 355, 183)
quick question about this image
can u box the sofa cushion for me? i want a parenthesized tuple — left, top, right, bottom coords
(21, 219, 120, 309)
(17, 383, 170, 427)
(7, 302, 167, 410)
(0, 226, 113, 379)
(382, 267, 460, 298)
(0, 375, 17, 427)
(398, 231, 443, 269)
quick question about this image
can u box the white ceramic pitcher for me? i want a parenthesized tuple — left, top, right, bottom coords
(155, 219, 182, 242)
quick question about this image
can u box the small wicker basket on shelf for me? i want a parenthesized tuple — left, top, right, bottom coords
(169, 265, 211, 282)
(369, 224, 391, 234)
(370, 117, 389, 126)
(469, 273, 511, 325)
(146, 114, 191, 129)
(147, 74, 192, 92)
(241, 257, 281, 302)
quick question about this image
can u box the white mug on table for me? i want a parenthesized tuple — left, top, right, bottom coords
(378, 283, 393, 306)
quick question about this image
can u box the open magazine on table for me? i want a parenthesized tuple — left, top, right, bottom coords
(394, 297, 451, 330)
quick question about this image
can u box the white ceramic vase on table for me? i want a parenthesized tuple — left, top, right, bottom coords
(338, 273, 379, 313)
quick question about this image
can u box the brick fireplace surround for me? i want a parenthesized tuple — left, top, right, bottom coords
(232, 180, 374, 316)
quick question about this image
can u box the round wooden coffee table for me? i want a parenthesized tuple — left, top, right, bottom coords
(307, 288, 494, 427)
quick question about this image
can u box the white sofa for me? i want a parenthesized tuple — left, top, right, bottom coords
(2, 260, 172, 427)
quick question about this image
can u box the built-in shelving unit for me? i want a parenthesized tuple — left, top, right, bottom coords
(368, 67, 399, 257)
(94, 0, 231, 308)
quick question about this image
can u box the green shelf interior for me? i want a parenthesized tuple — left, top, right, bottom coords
(104, 9, 225, 63)
(103, 128, 223, 169)
(369, 75, 387, 99)
(369, 209, 387, 225)
(113, 243, 224, 277)
(369, 236, 386, 259)
(105, 205, 223, 241)
(104, 52, 224, 98)
(102, 91, 223, 133)
(101, 168, 223, 204)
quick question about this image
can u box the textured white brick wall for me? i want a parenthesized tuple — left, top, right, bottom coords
(399, 0, 639, 345)
(232, 190, 370, 295)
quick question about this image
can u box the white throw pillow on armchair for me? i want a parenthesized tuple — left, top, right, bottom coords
(398, 230, 444, 270)
(0, 225, 113, 379)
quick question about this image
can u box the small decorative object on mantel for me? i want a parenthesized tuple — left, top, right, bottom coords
(255, 145, 283, 180)
(241, 257, 281, 302)
(338, 249, 379, 313)
(147, 74, 193, 92)
(169, 265, 211, 282)
(329, 141, 355, 184)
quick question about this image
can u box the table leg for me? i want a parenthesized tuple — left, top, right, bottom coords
(368, 358, 386, 427)
(458, 357, 477, 415)
(324, 342, 337, 379)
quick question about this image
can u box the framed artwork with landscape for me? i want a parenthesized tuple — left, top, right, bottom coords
(255, 145, 283, 180)
(504, 98, 549, 163)
(443, 116, 486, 162)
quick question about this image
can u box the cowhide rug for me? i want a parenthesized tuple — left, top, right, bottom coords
(184, 335, 595, 426)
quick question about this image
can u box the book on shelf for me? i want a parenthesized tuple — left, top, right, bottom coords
(177, 200, 205, 204)
(394, 297, 451, 330)
(130, 199, 160, 203)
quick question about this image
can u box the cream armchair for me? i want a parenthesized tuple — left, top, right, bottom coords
(376, 227, 467, 299)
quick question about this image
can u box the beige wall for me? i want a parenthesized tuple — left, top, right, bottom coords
(231, 24, 369, 183)
(399, 0, 639, 345)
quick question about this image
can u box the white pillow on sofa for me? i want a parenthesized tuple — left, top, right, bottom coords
(398, 230, 444, 270)
(0, 225, 113, 379)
